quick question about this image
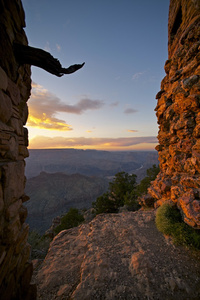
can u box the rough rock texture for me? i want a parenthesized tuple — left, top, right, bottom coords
(0, 1, 36, 299)
(35, 211, 200, 299)
(146, 0, 200, 228)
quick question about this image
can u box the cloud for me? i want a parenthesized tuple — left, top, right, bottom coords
(132, 71, 146, 81)
(124, 108, 138, 114)
(56, 44, 61, 52)
(44, 41, 51, 52)
(28, 83, 104, 131)
(29, 135, 158, 150)
(110, 101, 119, 107)
(86, 130, 93, 133)
(127, 129, 138, 133)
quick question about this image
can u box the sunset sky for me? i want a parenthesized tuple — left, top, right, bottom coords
(22, 0, 169, 151)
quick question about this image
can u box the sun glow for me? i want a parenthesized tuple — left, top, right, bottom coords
(27, 115, 73, 131)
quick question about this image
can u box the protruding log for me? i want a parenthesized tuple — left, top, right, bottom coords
(14, 43, 84, 77)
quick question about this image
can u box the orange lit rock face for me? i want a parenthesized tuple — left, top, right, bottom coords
(148, 0, 200, 228)
(35, 211, 200, 299)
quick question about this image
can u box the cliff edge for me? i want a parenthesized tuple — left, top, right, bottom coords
(34, 210, 200, 299)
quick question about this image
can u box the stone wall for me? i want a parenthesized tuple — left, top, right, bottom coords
(0, 0, 36, 299)
(147, 0, 200, 228)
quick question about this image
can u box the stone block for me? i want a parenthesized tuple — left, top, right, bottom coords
(0, 215, 5, 239)
(21, 194, 30, 203)
(5, 199, 22, 221)
(0, 67, 8, 90)
(7, 135, 19, 160)
(182, 75, 199, 89)
(3, 216, 21, 244)
(0, 90, 12, 123)
(0, 184, 4, 212)
(16, 244, 31, 279)
(22, 103, 29, 125)
(19, 145, 29, 158)
(9, 117, 23, 135)
(0, 273, 15, 300)
(2, 161, 25, 205)
(15, 223, 29, 254)
(20, 262, 33, 293)
(0, 246, 14, 286)
(7, 77, 20, 105)
(0, 246, 6, 265)
(19, 204, 28, 224)
(0, 120, 14, 132)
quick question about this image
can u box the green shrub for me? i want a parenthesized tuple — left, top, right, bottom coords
(28, 230, 51, 259)
(92, 166, 159, 215)
(92, 172, 138, 214)
(54, 208, 84, 235)
(124, 190, 140, 211)
(156, 203, 200, 249)
(92, 192, 119, 214)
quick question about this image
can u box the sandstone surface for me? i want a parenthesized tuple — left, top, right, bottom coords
(145, 0, 200, 228)
(35, 210, 200, 300)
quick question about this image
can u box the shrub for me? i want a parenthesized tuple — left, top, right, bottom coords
(93, 172, 138, 214)
(156, 203, 200, 249)
(124, 190, 140, 211)
(92, 192, 118, 214)
(28, 230, 51, 259)
(54, 208, 84, 235)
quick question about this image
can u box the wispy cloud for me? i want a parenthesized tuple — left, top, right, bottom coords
(124, 108, 138, 114)
(44, 41, 51, 52)
(56, 44, 61, 52)
(132, 71, 146, 81)
(29, 135, 158, 150)
(110, 101, 119, 107)
(28, 83, 104, 131)
(127, 129, 138, 133)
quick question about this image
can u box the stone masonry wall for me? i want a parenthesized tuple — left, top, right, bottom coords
(148, 0, 200, 228)
(0, 1, 36, 299)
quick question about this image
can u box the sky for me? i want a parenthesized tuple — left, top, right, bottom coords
(21, 0, 169, 151)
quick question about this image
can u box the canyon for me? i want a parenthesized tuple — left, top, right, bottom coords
(0, 0, 199, 299)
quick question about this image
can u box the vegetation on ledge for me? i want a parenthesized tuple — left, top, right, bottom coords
(92, 165, 159, 214)
(156, 203, 200, 249)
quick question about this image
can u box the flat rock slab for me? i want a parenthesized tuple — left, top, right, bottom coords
(35, 210, 200, 299)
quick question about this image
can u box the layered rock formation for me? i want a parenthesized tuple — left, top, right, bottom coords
(147, 0, 200, 228)
(35, 211, 200, 299)
(0, 1, 35, 299)
(0, 0, 83, 298)
(25, 172, 108, 234)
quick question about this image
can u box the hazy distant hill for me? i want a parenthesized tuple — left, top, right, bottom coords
(25, 171, 109, 233)
(24, 149, 159, 233)
(25, 149, 158, 181)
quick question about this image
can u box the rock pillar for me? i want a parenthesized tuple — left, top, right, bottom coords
(0, 0, 36, 299)
(148, 0, 200, 228)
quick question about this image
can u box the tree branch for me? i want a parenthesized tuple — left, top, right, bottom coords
(14, 43, 84, 77)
